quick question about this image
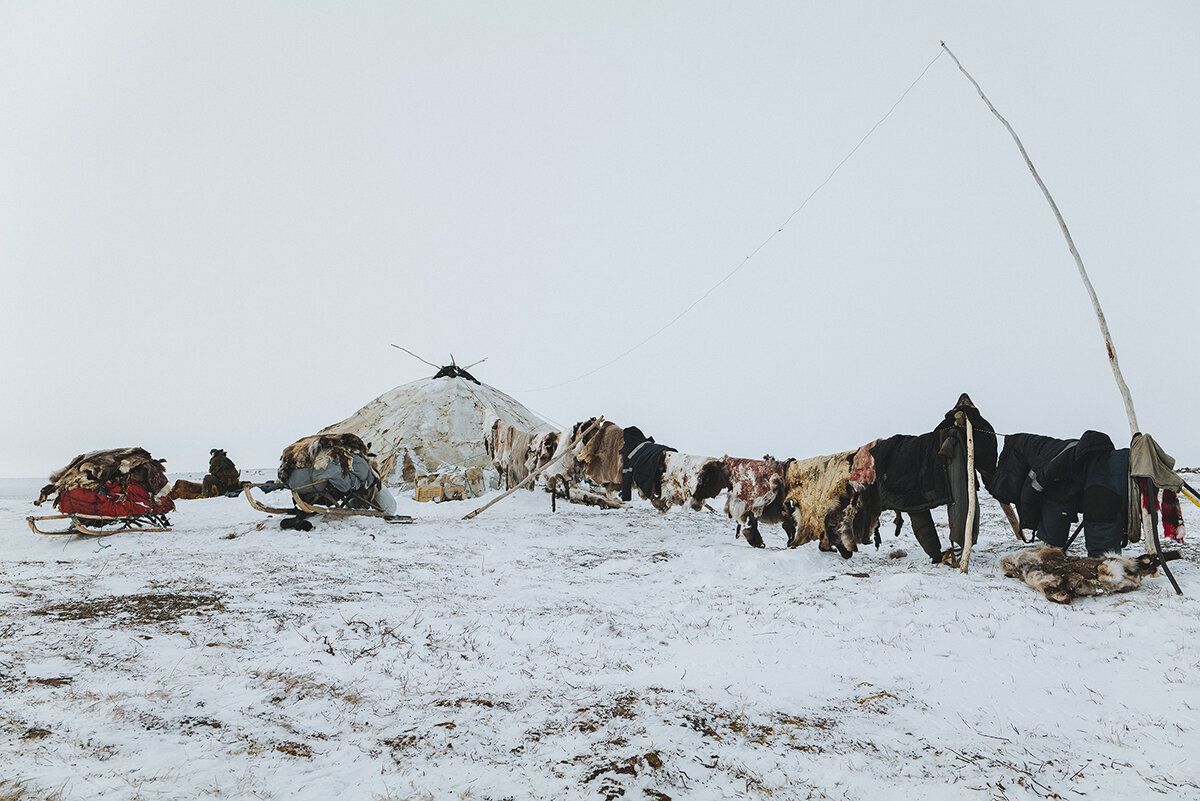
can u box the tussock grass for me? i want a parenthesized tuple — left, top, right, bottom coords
(31, 592, 224, 625)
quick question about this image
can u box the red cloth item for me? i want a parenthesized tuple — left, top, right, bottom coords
(56, 481, 174, 518)
(1137, 479, 1185, 544)
(1162, 490, 1186, 543)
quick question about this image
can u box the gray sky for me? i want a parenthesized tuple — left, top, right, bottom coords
(2, 2, 1197, 479)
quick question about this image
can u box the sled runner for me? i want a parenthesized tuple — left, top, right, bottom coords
(243, 483, 300, 515)
(27, 512, 172, 536)
(244, 483, 412, 523)
(290, 491, 413, 523)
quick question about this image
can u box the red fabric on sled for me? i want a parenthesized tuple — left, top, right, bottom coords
(57, 482, 175, 517)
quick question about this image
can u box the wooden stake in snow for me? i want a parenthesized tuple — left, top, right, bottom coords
(462, 417, 604, 521)
(999, 501, 1025, 542)
(960, 413, 977, 574)
(940, 42, 1140, 437)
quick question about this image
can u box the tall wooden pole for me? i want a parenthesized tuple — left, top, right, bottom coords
(940, 43, 1140, 437)
(960, 415, 977, 574)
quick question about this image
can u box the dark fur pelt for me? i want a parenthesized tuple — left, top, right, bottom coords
(278, 433, 373, 484)
(1000, 543, 1181, 604)
(36, 447, 169, 506)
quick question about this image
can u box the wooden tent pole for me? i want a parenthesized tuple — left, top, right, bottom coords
(940, 42, 1163, 554)
(940, 43, 1140, 437)
(462, 417, 603, 521)
(960, 414, 977, 573)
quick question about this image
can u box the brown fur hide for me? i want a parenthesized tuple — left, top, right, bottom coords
(278, 433, 374, 484)
(783, 450, 881, 558)
(401, 451, 417, 485)
(487, 422, 544, 491)
(168, 478, 251, 501)
(542, 419, 618, 503)
(37, 447, 169, 506)
(507, 428, 535, 488)
(489, 421, 544, 490)
(1000, 543, 1181, 604)
(578, 421, 625, 490)
(168, 479, 210, 500)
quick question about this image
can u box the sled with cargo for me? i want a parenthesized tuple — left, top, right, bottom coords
(29, 447, 175, 536)
(247, 433, 413, 524)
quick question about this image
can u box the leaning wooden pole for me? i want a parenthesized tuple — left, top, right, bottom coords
(462, 417, 603, 521)
(940, 42, 1140, 437)
(999, 501, 1025, 542)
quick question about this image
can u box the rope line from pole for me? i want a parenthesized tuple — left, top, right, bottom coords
(519, 47, 945, 394)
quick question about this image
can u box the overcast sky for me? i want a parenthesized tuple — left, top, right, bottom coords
(2, 2, 1197, 479)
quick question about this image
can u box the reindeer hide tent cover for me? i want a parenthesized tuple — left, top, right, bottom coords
(318, 366, 555, 489)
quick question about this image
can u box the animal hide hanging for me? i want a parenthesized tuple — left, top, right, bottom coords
(657, 452, 727, 513)
(578, 421, 625, 490)
(1138, 478, 1187, 544)
(723, 456, 786, 527)
(527, 431, 560, 476)
(506, 428, 535, 488)
(783, 448, 881, 558)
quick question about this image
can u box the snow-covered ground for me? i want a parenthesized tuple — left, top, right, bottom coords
(1, 477, 1198, 800)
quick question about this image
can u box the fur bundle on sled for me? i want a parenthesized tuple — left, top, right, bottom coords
(35, 447, 169, 506)
(1000, 543, 1181, 604)
(278, 433, 374, 483)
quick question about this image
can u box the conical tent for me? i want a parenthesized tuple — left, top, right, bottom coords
(319, 366, 555, 488)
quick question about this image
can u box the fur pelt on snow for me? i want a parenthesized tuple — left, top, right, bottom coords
(783, 449, 881, 558)
(999, 543, 1181, 604)
(37, 447, 169, 506)
(168, 478, 252, 501)
(278, 433, 375, 484)
(168, 479, 210, 501)
(723, 455, 791, 548)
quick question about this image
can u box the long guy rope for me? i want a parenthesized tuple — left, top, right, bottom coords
(520, 47, 946, 393)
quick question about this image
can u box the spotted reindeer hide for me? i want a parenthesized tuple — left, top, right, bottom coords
(656, 452, 728, 513)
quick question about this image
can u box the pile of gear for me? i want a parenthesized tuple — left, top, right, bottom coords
(30, 447, 175, 535)
(276, 433, 396, 514)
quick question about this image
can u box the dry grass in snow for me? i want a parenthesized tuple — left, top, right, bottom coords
(1, 481, 1199, 800)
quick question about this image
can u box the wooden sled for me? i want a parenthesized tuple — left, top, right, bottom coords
(243, 484, 300, 515)
(26, 513, 172, 537)
(292, 492, 413, 524)
(244, 485, 412, 523)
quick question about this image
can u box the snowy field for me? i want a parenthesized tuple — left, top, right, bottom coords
(1, 476, 1198, 801)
